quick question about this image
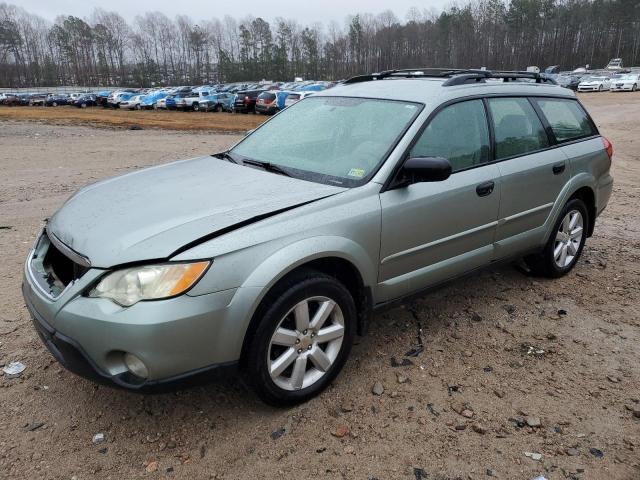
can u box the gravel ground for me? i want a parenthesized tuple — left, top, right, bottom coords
(0, 93, 638, 480)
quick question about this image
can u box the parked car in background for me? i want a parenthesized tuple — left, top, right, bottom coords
(606, 58, 623, 70)
(0, 93, 19, 106)
(72, 94, 97, 108)
(284, 91, 315, 108)
(166, 92, 193, 110)
(29, 93, 48, 106)
(95, 91, 111, 107)
(45, 94, 70, 107)
(201, 93, 235, 112)
(120, 95, 144, 110)
(610, 73, 640, 92)
(141, 91, 169, 109)
(234, 90, 264, 113)
(555, 74, 582, 90)
(578, 76, 611, 92)
(156, 96, 170, 109)
(107, 90, 136, 108)
(68, 93, 83, 104)
(255, 91, 280, 115)
(178, 91, 211, 111)
(17, 93, 32, 106)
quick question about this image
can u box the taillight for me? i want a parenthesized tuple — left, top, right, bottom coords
(244, 96, 250, 102)
(602, 137, 613, 160)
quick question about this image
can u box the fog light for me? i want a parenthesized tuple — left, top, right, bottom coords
(123, 353, 148, 379)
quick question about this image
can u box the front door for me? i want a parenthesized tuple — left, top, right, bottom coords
(378, 99, 501, 302)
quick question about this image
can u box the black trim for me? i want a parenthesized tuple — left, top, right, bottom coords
(24, 283, 238, 393)
(481, 98, 496, 162)
(343, 68, 557, 86)
(528, 97, 557, 146)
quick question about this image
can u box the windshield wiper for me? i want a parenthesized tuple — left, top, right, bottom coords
(214, 151, 240, 164)
(242, 159, 293, 177)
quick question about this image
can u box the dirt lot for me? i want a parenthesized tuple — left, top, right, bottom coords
(0, 106, 265, 133)
(0, 92, 638, 480)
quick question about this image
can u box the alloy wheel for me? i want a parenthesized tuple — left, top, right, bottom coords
(268, 296, 345, 391)
(553, 210, 583, 268)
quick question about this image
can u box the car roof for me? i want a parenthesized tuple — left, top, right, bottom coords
(315, 77, 575, 107)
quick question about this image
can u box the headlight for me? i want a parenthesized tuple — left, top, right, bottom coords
(89, 261, 210, 306)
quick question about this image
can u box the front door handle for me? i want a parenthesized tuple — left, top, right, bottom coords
(476, 181, 495, 197)
(552, 162, 566, 175)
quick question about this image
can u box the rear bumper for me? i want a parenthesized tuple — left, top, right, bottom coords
(256, 104, 278, 114)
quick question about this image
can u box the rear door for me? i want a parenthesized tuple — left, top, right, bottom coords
(487, 97, 570, 259)
(379, 99, 501, 301)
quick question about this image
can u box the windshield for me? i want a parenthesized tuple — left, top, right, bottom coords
(231, 96, 422, 186)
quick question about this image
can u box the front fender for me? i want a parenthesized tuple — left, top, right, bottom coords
(241, 235, 376, 291)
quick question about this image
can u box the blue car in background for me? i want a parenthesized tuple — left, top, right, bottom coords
(141, 91, 169, 109)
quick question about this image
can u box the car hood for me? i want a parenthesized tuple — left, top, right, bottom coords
(47, 156, 346, 268)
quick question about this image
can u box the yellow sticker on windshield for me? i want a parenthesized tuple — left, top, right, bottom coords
(348, 168, 366, 178)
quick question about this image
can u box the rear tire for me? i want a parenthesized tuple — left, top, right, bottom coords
(192, 102, 200, 112)
(243, 269, 355, 406)
(524, 198, 589, 278)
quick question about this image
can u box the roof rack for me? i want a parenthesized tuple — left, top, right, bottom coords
(343, 68, 557, 86)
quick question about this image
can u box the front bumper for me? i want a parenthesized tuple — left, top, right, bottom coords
(21, 240, 258, 390)
(610, 85, 634, 91)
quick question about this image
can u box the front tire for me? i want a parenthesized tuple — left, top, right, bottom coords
(243, 269, 355, 406)
(525, 198, 588, 278)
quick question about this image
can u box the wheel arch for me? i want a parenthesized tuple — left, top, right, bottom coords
(569, 186, 596, 237)
(543, 174, 597, 244)
(238, 239, 376, 366)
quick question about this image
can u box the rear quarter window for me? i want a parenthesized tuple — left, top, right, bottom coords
(534, 98, 597, 143)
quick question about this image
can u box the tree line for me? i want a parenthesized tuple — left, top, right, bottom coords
(1, 0, 639, 88)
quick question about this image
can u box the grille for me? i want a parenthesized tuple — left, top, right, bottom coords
(42, 234, 89, 291)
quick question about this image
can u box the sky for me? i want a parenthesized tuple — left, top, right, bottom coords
(15, 0, 452, 25)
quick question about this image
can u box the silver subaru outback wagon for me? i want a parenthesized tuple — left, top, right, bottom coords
(23, 69, 613, 405)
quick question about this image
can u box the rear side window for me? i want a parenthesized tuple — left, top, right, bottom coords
(534, 98, 596, 142)
(410, 99, 490, 172)
(488, 98, 549, 160)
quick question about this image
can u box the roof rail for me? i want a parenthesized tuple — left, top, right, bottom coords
(343, 68, 557, 86)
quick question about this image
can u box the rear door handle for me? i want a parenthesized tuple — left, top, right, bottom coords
(476, 181, 495, 197)
(552, 162, 566, 175)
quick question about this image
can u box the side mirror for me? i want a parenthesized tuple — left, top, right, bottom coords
(401, 156, 452, 184)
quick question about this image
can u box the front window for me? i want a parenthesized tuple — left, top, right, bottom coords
(410, 99, 490, 172)
(231, 96, 422, 186)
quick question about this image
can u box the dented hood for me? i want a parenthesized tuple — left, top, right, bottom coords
(48, 156, 345, 268)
